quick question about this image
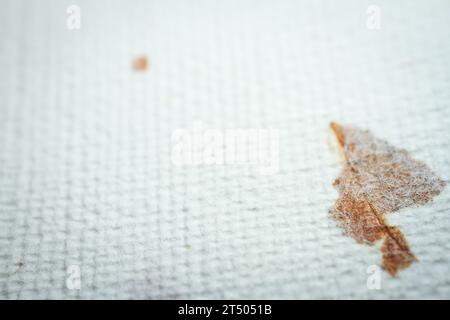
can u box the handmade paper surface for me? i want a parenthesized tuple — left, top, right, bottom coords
(0, 0, 449, 299)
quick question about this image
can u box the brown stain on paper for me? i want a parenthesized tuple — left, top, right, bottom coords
(133, 55, 148, 72)
(329, 122, 446, 276)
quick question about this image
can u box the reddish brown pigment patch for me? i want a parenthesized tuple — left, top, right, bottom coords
(381, 226, 417, 276)
(329, 122, 446, 276)
(133, 55, 148, 71)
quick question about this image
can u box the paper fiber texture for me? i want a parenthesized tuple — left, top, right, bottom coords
(0, 0, 449, 299)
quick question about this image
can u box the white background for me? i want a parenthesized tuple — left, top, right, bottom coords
(0, 0, 449, 299)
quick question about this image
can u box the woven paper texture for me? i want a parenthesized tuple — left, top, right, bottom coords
(1, 0, 449, 299)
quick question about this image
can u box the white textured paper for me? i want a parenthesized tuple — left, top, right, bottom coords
(1, 0, 449, 299)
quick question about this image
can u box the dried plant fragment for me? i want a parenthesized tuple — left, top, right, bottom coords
(133, 55, 148, 72)
(329, 122, 446, 276)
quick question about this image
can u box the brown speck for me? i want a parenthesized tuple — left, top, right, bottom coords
(133, 55, 148, 72)
(329, 122, 446, 276)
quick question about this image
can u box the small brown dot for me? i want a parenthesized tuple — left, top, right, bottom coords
(133, 55, 148, 72)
